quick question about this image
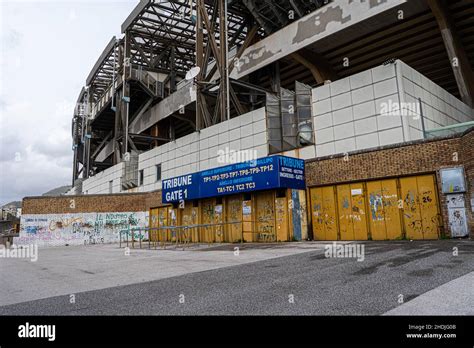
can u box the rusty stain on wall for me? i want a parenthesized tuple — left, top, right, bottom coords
(292, 5, 351, 44)
(237, 46, 282, 75)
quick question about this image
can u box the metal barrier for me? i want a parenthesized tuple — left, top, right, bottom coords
(119, 220, 278, 250)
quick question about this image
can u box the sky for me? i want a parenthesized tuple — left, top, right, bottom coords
(0, 0, 138, 205)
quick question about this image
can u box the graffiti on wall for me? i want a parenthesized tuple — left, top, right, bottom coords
(16, 212, 147, 247)
(446, 194, 468, 237)
(368, 189, 398, 222)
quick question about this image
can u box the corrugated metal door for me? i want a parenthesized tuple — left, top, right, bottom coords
(337, 184, 368, 240)
(310, 186, 338, 240)
(275, 196, 288, 241)
(242, 200, 253, 242)
(256, 191, 276, 242)
(309, 174, 440, 241)
(201, 198, 214, 242)
(400, 176, 422, 239)
(214, 203, 224, 243)
(417, 175, 440, 239)
(400, 174, 439, 239)
(158, 207, 170, 241)
(226, 195, 243, 242)
(168, 208, 177, 241)
(337, 184, 353, 240)
(350, 183, 368, 240)
(180, 203, 198, 242)
(382, 179, 403, 240)
(298, 190, 309, 240)
(366, 179, 402, 240)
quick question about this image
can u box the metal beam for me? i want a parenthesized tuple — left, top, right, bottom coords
(86, 36, 117, 86)
(196, 0, 204, 130)
(290, 49, 337, 83)
(232, 0, 406, 79)
(427, 0, 474, 107)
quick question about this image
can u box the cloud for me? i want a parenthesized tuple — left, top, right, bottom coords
(0, 0, 138, 205)
(0, 146, 71, 205)
(32, 133, 72, 160)
(0, 100, 73, 204)
(0, 133, 25, 162)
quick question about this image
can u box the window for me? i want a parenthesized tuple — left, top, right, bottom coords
(109, 180, 113, 193)
(440, 167, 466, 193)
(139, 170, 144, 186)
(156, 164, 162, 182)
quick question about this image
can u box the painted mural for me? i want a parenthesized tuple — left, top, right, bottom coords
(15, 212, 147, 247)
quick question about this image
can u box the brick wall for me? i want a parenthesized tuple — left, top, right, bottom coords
(305, 137, 461, 186)
(305, 129, 474, 237)
(460, 129, 474, 233)
(22, 190, 167, 215)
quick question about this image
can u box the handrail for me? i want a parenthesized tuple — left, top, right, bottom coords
(90, 75, 123, 118)
(131, 68, 161, 97)
(119, 220, 278, 250)
(90, 68, 164, 119)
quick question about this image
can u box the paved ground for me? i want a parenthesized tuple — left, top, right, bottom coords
(384, 270, 474, 315)
(0, 240, 473, 315)
(0, 241, 327, 307)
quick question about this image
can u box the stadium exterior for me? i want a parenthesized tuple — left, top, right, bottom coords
(17, 0, 474, 247)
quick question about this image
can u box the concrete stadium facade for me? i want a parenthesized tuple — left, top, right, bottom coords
(17, 0, 474, 246)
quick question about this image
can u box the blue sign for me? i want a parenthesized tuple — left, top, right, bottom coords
(162, 155, 305, 203)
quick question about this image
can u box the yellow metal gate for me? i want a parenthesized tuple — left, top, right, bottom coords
(256, 191, 276, 242)
(201, 198, 216, 242)
(310, 186, 338, 240)
(366, 179, 402, 240)
(180, 202, 199, 242)
(400, 175, 440, 240)
(275, 196, 289, 242)
(242, 199, 253, 242)
(149, 206, 171, 241)
(226, 195, 243, 242)
(336, 183, 368, 240)
(309, 174, 441, 240)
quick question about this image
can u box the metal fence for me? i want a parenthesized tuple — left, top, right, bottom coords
(119, 220, 277, 250)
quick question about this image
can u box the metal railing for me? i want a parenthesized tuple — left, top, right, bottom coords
(119, 220, 278, 250)
(89, 67, 164, 119)
(130, 68, 164, 98)
(424, 121, 474, 139)
(90, 75, 123, 119)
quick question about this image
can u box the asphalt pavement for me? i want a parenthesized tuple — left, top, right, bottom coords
(1, 240, 473, 315)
